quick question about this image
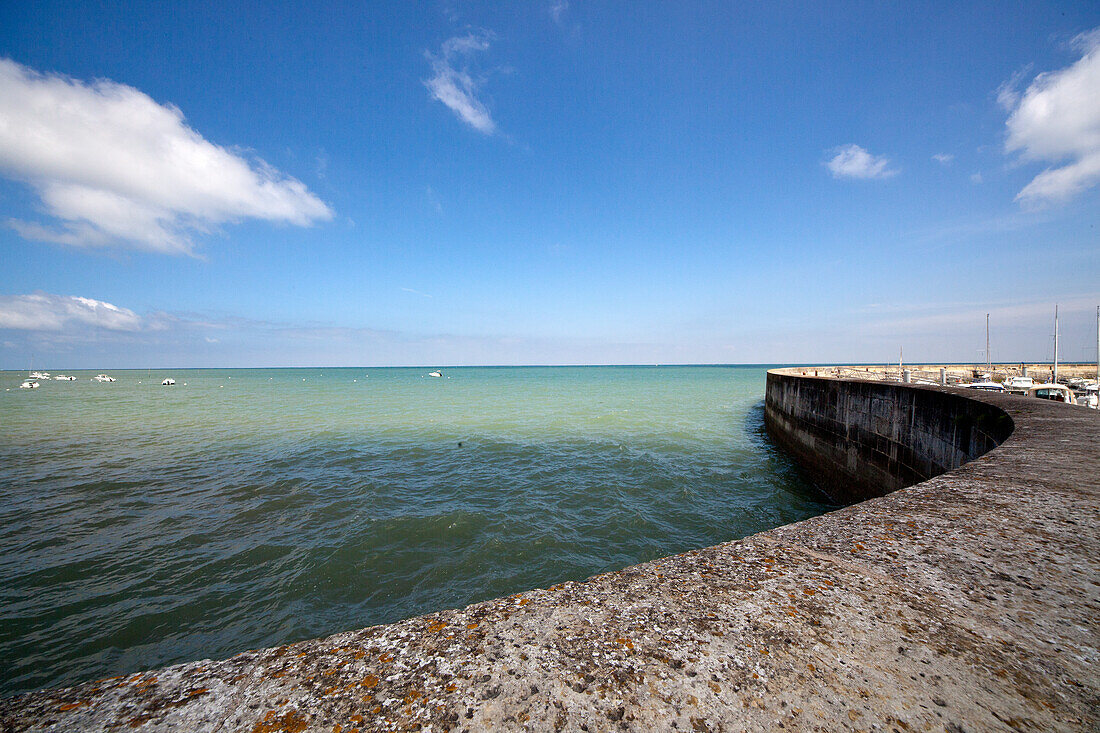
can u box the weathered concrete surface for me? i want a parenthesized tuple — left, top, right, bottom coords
(764, 370, 1014, 502)
(2, 373, 1098, 732)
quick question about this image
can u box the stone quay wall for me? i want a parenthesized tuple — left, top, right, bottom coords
(2, 371, 1097, 731)
(764, 369, 1015, 503)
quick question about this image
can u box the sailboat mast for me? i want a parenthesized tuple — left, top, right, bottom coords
(1053, 305, 1059, 384)
(986, 313, 991, 372)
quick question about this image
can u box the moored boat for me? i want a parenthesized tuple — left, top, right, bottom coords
(1027, 383, 1076, 405)
(964, 380, 1005, 392)
(1072, 383, 1098, 409)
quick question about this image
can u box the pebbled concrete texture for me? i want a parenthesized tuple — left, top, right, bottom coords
(2, 372, 1098, 732)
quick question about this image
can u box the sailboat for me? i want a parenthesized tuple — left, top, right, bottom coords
(1027, 305, 1076, 404)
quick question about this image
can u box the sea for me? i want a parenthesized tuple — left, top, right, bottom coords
(0, 366, 832, 697)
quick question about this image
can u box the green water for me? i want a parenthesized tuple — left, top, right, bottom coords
(0, 366, 831, 696)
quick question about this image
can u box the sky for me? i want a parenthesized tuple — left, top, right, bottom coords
(1, 1, 1098, 368)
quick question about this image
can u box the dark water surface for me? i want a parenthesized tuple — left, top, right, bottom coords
(0, 366, 831, 696)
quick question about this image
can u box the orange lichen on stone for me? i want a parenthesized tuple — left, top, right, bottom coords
(615, 637, 635, 650)
(466, 623, 478, 630)
(426, 620, 447, 633)
(251, 709, 308, 733)
(58, 701, 86, 712)
(361, 675, 379, 689)
(134, 676, 158, 692)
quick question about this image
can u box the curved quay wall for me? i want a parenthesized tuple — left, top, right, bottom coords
(764, 370, 1015, 503)
(3, 371, 1098, 731)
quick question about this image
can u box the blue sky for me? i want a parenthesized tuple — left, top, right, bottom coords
(1, 1, 1098, 367)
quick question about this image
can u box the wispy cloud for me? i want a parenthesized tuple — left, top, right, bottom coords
(0, 59, 332, 255)
(825, 144, 897, 179)
(0, 293, 143, 331)
(424, 32, 497, 135)
(857, 294, 1099, 338)
(932, 153, 954, 165)
(425, 185, 443, 214)
(401, 287, 434, 299)
(1001, 28, 1100, 205)
(0, 292, 665, 368)
(549, 1, 569, 25)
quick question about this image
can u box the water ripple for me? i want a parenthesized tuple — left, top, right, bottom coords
(0, 366, 831, 696)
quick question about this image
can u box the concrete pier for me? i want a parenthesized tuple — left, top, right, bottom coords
(2, 371, 1098, 731)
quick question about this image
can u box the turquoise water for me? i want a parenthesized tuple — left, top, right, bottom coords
(0, 366, 831, 697)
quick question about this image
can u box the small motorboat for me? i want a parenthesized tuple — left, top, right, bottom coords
(963, 380, 1005, 392)
(1027, 384, 1076, 405)
(19, 380, 39, 389)
(428, 371, 443, 378)
(1075, 386, 1098, 408)
(92, 374, 116, 382)
(161, 378, 176, 386)
(1003, 376, 1034, 393)
(54, 375, 77, 381)
(30, 371, 50, 380)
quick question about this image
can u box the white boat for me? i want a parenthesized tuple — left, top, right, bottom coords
(1073, 384, 1098, 409)
(428, 371, 443, 378)
(53, 375, 77, 381)
(1003, 376, 1034, 393)
(92, 374, 116, 382)
(161, 378, 176, 386)
(19, 380, 39, 389)
(30, 371, 49, 379)
(964, 380, 1005, 392)
(1027, 384, 1076, 405)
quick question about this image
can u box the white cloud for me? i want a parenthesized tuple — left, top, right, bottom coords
(0, 293, 142, 331)
(970, 172, 983, 184)
(826, 144, 896, 179)
(932, 153, 954, 165)
(550, 1, 569, 24)
(424, 32, 497, 135)
(1002, 29, 1100, 205)
(0, 59, 332, 254)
